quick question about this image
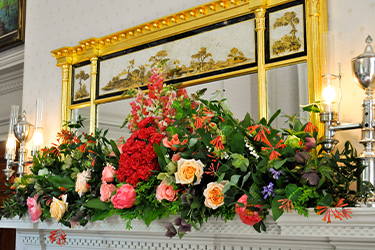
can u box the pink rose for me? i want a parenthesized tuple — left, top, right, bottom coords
(27, 194, 42, 223)
(155, 181, 177, 202)
(235, 194, 262, 226)
(171, 152, 181, 162)
(111, 184, 136, 209)
(100, 182, 117, 202)
(102, 164, 117, 183)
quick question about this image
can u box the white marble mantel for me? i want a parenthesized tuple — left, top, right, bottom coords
(1, 208, 375, 250)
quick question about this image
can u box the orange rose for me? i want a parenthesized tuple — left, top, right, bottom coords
(203, 181, 225, 209)
(175, 158, 204, 185)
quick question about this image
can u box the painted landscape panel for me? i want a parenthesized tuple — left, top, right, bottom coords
(99, 18, 255, 97)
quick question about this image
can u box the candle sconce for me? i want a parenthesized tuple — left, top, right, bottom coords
(3, 100, 43, 180)
(320, 35, 375, 186)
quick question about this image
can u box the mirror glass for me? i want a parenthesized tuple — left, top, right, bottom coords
(97, 98, 134, 141)
(71, 107, 91, 134)
(96, 73, 259, 141)
(267, 63, 308, 128)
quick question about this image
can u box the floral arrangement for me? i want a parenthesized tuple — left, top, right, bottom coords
(0, 64, 372, 245)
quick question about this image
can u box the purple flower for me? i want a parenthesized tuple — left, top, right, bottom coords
(174, 217, 192, 234)
(270, 168, 282, 179)
(261, 182, 275, 199)
(165, 223, 177, 238)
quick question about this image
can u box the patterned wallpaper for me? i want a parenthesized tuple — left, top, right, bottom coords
(22, 0, 209, 145)
(20, 0, 375, 153)
(327, 0, 375, 151)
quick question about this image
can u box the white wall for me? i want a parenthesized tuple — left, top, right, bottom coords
(328, 0, 375, 152)
(18, 0, 375, 152)
(22, 0, 210, 146)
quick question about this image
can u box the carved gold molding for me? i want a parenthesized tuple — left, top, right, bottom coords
(89, 57, 98, 134)
(255, 8, 267, 119)
(59, 63, 71, 128)
(53, 0, 327, 128)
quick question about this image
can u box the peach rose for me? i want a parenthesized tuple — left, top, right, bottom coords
(50, 194, 68, 222)
(100, 182, 116, 202)
(203, 181, 225, 210)
(235, 194, 262, 226)
(163, 134, 181, 151)
(156, 181, 177, 202)
(111, 184, 136, 209)
(27, 194, 42, 222)
(101, 164, 116, 183)
(171, 153, 181, 162)
(175, 158, 204, 185)
(75, 169, 91, 197)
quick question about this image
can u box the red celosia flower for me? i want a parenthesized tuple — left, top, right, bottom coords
(117, 117, 163, 186)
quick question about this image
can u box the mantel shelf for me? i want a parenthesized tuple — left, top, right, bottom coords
(1, 207, 375, 250)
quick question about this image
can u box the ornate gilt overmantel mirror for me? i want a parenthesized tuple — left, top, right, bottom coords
(51, 0, 327, 138)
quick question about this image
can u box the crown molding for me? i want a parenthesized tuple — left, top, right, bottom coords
(0, 50, 24, 71)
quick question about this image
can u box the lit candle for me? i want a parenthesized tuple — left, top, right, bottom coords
(32, 99, 43, 154)
(5, 105, 19, 160)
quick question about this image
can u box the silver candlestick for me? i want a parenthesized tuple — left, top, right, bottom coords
(320, 35, 375, 186)
(12, 111, 34, 177)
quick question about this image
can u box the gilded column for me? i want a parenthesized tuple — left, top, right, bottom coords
(60, 63, 71, 129)
(306, 0, 324, 128)
(255, 8, 267, 120)
(89, 57, 98, 134)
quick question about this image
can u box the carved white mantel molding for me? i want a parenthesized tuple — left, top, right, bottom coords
(1, 207, 375, 250)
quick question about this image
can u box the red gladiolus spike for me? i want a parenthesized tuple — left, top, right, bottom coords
(335, 198, 348, 208)
(263, 138, 273, 148)
(59, 186, 67, 192)
(262, 127, 271, 134)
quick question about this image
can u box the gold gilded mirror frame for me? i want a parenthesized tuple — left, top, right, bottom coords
(52, 0, 327, 134)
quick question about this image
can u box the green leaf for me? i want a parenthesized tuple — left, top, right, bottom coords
(231, 132, 244, 154)
(240, 113, 251, 128)
(273, 158, 287, 170)
(230, 175, 241, 185)
(83, 198, 111, 210)
(302, 104, 321, 113)
(318, 194, 333, 207)
(188, 137, 198, 148)
(153, 143, 164, 159)
(196, 128, 211, 146)
(217, 173, 225, 183)
(224, 189, 235, 205)
(222, 182, 232, 194)
(268, 109, 281, 126)
(253, 222, 261, 233)
(285, 184, 302, 202)
(46, 175, 75, 189)
(91, 210, 110, 222)
(109, 140, 121, 158)
(190, 198, 201, 209)
(271, 195, 285, 221)
(241, 172, 251, 188)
